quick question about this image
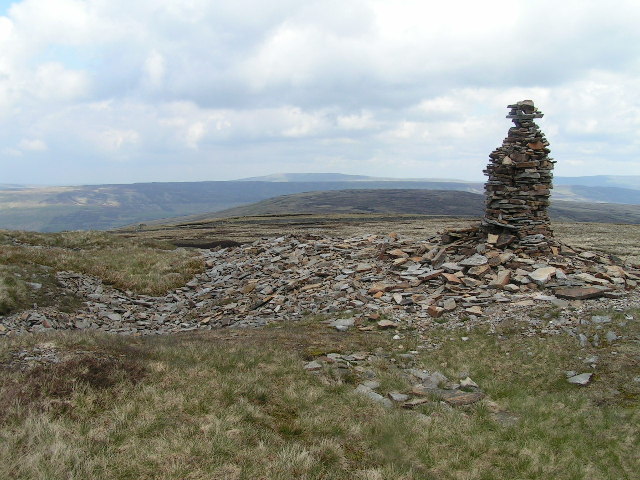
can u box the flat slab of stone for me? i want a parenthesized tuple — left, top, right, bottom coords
(388, 392, 410, 403)
(555, 287, 609, 300)
(567, 373, 592, 385)
(528, 267, 556, 285)
(330, 318, 355, 329)
(303, 361, 323, 371)
(421, 371, 449, 389)
(376, 320, 396, 329)
(355, 384, 393, 408)
(402, 397, 432, 408)
(442, 391, 486, 406)
(459, 254, 488, 267)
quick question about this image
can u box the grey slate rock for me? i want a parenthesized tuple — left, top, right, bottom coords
(355, 384, 393, 408)
(567, 373, 592, 385)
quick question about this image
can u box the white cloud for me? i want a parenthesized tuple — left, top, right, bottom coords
(99, 129, 140, 152)
(33, 62, 89, 101)
(336, 111, 376, 130)
(0, 0, 639, 184)
(143, 50, 165, 90)
(18, 138, 47, 151)
(186, 122, 206, 149)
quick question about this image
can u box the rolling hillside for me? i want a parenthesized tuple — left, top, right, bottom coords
(0, 174, 638, 231)
(151, 189, 640, 225)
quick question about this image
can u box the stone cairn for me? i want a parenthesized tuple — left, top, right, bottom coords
(482, 100, 555, 253)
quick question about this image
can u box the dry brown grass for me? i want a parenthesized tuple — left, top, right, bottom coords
(0, 265, 29, 315)
(552, 222, 640, 265)
(118, 215, 640, 265)
(1, 351, 146, 421)
(0, 230, 204, 305)
(1, 307, 638, 479)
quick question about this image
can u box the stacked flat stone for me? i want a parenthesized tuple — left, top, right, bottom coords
(482, 100, 555, 253)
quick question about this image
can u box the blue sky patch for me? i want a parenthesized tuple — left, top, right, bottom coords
(0, 0, 17, 16)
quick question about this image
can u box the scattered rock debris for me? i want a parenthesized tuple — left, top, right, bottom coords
(0, 230, 637, 337)
(303, 350, 491, 413)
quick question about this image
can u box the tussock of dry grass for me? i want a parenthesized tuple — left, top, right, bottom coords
(0, 265, 29, 315)
(1, 312, 638, 479)
(552, 222, 640, 265)
(0, 230, 204, 301)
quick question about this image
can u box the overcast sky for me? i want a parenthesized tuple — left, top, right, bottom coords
(1, 0, 639, 185)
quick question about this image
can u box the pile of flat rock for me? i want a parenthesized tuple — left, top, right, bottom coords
(483, 100, 555, 253)
(1, 231, 637, 336)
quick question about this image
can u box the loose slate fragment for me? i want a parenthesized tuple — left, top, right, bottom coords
(555, 287, 609, 300)
(459, 253, 488, 267)
(443, 391, 486, 406)
(567, 373, 592, 385)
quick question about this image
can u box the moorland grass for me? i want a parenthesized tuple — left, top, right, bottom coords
(0, 264, 29, 315)
(0, 224, 638, 478)
(0, 230, 204, 308)
(0, 310, 638, 480)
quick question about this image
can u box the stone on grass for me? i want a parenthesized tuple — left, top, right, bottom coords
(355, 384, 393, 408)
(362, 380, 380, 389)
(578, 333, 589, 348)
(407, 369, 430, 381)
(402, 397, 432, 408)
(388, 392, 410, 403)
(583, 355, 599, 364)
(377, 319, 396, 329)
(443, 391, 485, 406)
(460, 377, 479, 389)
(331, 318, 355, 331)
(567, 372, 592, 385)
(421, 371, 448, 389)
(303, 361, 322, 371)
(591, 315, 611, 324)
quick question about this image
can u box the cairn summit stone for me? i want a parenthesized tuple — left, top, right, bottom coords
(482, 100, 555, 253)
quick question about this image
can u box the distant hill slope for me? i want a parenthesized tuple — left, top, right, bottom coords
(0, 174, 638, 231)
(234, 173, 474, 183)
(235, 173, 377, 182)
(163, 189, 640, 225)
(0, 181, 483, 231)
(554, 175, 640, 190)
(237, 172, 639, 190)
(552, 185, 640, 204)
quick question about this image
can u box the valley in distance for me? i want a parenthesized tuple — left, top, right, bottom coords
(0, 172, 639, 231)
(0, 172, 639, 479)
